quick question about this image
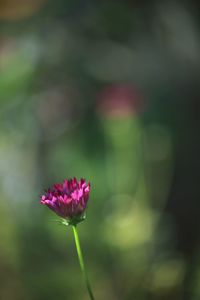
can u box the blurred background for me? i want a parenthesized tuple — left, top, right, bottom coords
(1, 0, 200, 299)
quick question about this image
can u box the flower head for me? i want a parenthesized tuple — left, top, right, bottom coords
(40, 177, 90, 224)
(97, 85, 143, 118)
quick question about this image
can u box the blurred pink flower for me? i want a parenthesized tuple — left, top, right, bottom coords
(97, 85, 143, 118)
(41, 178, 90, 223)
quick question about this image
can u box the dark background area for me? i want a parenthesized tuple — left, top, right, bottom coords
(1, 0, 200, 299)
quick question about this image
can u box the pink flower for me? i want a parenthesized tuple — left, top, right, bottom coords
(97, 85, 143, 118)
(40, 178, 90, 224)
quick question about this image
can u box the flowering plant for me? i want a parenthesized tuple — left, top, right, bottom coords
(41, 177, 95, 300)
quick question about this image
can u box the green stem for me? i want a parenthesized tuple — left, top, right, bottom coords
(72, 225, 95, 300)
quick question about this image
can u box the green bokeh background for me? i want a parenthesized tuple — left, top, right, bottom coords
(1, 1, 200, 299)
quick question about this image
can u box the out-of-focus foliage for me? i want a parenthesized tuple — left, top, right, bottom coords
(1, 0, 200, 299)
